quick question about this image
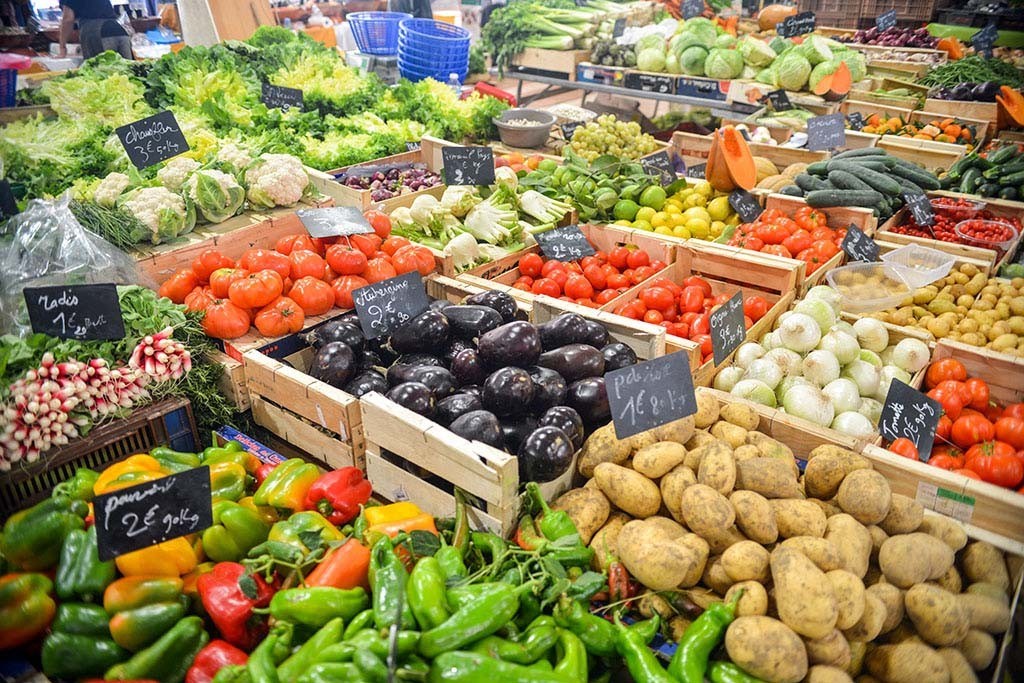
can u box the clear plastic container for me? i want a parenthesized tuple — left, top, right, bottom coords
(826, 263, 912, 314)
(880, 244, 956, 289)
(929, 197, 985, 221)
(954, 219, 1019, 258)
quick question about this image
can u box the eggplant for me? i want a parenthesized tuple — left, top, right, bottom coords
(538, 344, 605, 383)
(482, 367, 535, 416)
(354, 350, 382, 373)
(344, 370, 388, 398)
(527, 366, 567, 412)
(567, 377, 609, 426)
(308, 342, 356, 389)
(435, 393, 484, 426)
(465, 290, 518, 323)
(429, 299, 454, 312)
(449, 410, 503, 449)
(537, 313, 588, 350)
(950, 83, 975, 101)
(442, 338, 475, 365)
(973, 81, 1000, 102)
(303, 319, 364, 350)
(517, 426, 574, 483)
(405, 365, 457, 400)
(389, 309, 450, 355)
(601, 342, 638, 372)
(386, 355, 443, 386)
(459, 384, 483, 399)
(450, 348, 488, 386)
(579, 320, 610, 348)
(478, 321, 542, 369)
(386, 381, 436, 418)
(538, 406, 584, 450)
(395, 353, 444, 367)
(443, 305, 504, 340)
(500, 415, 539, 453)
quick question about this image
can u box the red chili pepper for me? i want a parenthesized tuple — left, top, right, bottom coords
(185, 640, 248, 683)
(608, 561, 633, 602)
(303, 467, 373, 525)
(196, 562, 275, 651)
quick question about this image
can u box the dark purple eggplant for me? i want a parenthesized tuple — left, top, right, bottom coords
(386, 355, 444, 386)
(601, 342, 637, 372)
(450, 348, 488, 387)
(443, 338, 475, 365)
(354, 350, 381, 373)
(459, 384, 483, 399)
(482, 367, 535, 416)
(478, 321, 542, 369)
(500, 415, 539, 453)
(344, 370, 388, 397)
(389, 309, 450, 355)
(435, 393, 484, 426)
(405, 365, 457, 399)
(444, 305, 503, 340)
(527, 365, 567, 412)
(538, 344, 605, 383)
(465, 290, 518, 323)
(950, 83, 975, 101)
(539, 405, 584, 450)
(567, 377, 609, 426)
(303, 319, 363, 350)
(429, 299, 454, 312)
(386, 381, 436, 418)
(579, 320, 610, 348)
(395, 353, 444, 367)
(537, 313, 588, 350)
(517, 426, 574, 483)
(308, 342, 355, 388)
(449, 410, 503, 449)
(973, 81, 1000, 102)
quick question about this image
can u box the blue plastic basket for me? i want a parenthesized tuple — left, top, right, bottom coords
(0, 69, 16, 108)
(348, 12, 410, 55)
(397, 37, 469, 63)
(398, 60, 468, 83)
(396, 19, 470, 83)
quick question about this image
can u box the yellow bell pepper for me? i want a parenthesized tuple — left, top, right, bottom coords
(238, 496, 279, 525)
(114, 536, 200, 577)
(93, 455, 163, 495)
(364, 502, 421, 527)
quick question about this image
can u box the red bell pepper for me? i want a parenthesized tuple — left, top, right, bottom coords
(254, 462, 278, 487)
(303, 467, 372, 525)
(196, 563, 274, 651)
(185, 640, 248, 683)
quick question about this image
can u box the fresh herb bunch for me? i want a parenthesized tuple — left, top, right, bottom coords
(69, 200, 150, 251)
(919, 55, 1024, 89)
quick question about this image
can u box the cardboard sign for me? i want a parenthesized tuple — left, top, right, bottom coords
(560, 121, 584, 141)
(624, 72, 675, 95)
(876, 9, 897, 32)
(729, 190, 763, 224)
(903, 192, 935, 227)
(776, 11, 815, 38)
(261, 83, 304, 111)
(442, 146, 495, 186)
(841, 223, 880, 262)
(406, 141, 421, 152)
(642, 151, 676, 184)
(607, 352, 697, 439)
(535, 225, 596, 262)
(807, 113, 846, 151)
(612, 18, 625, 38)
(353, 271, 430, 339)
(710, 291, 745, 366)
(880, 379, 943, 460)
(24, 283, 125, 341)
(681, 0, 705, 20)
(766, 89, 792, 111)
(847, 112, 865, 131)
(971, 23, 998, 57)
(685, 163, 706, 179)
(116, 111, 190, 169)
(94, 467, 213, 561)
(297, 206, 375, 238)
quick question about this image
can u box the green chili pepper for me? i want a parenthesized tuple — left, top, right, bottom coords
(446, 583, 506, 612)
(343, 609, 374, 640)
(353, 649, 387, 683)
(450, 489, 470, 558)
(708, 661, 767, 683)
(552, 597, 616, 658)
(277, 618, 343, 683)
(667, 591, 741, 683)
(269, 586, 368, 629)
(246, 623, 293, 683)
(297, 663, 365, 683)
(52, 468, 99, 502)
(631, 614, 661, 645)
(469, 531, 507, 562)
(552, 629, 587, 682)
(347, 629, 421, 659)
(526, 482, 577, 541)
(408, 556, 450, 630)
(468, 621, 557, 665)
(514, 590, 542, 631)
(613, 616, 674, 683)
(434, 544, 468, 582)
(426, 651, 574, 682)
(419, 582, 532, 658)
(543, 544, 594, 568)
(212, 665, 252, 683)
(369, 535, 416, 630)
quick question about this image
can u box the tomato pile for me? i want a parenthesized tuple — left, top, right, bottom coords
(891, 200, 1022, 255)
(888, 357, 1024, 492)
(956, 219, 1018, 256)
(725, 207, 845, 275)
(157, 211, 437, 340)
(512, 247, 668, 305)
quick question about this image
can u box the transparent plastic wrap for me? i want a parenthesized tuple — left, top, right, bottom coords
(0, 196, 146, 336)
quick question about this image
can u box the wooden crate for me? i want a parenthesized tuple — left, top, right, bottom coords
(209, 350, 249, 411)
(876, 137, 965, 174)
(908, 110, 991, 148)
(511, 48, 591, 80)
(840, 99, 915, 123)
(848, 88, 920, 111)
(924, 98, 1000, 129)
(840, 130, 880, 151)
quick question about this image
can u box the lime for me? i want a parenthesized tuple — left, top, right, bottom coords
(613, 199, 640, 222)
(639, 185, 667, 211)
(635, 207, 656, 223)
(537, 159, 559, 173)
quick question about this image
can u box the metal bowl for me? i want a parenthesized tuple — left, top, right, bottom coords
(493, 108, 557, 149)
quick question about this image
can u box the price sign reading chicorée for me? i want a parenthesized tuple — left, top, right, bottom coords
(24, 284, 125, 341)
(710, 291, 746, 366)
(297, 206, 375, 238)
(607, 352, 696, 439)
(776, 11, 815, 38)
(880, 379, 942, 460)
(116, 111, 190, 170)
(535, 224, 596, 262)
(352, 271, 430, 340)
(441, 146, 495, 186)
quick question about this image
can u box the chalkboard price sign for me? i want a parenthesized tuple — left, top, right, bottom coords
(766, 89, 792, 111)
(24, 283, 125, 341)
(353, 271, 431, 340)
(94, 466, 213, 561)
(685, 163, 706, 179)
(681, 0, 704, 19)
(116, 111, 190, 170)
(841, 223, 880, 263)
(776, 11, 816, 38)
(641, 151, 676, 184)
(442, 146, 495, 186)
(261, 83, 304, 112)
(406, 141, 421, 152)
(847, 112, 865, 131)
(903, 192, 935, 227)
(560, 121, 584, 141)
(297, 207, 375, 238)
(972, 23, 998, 57)
(710, 291, 746, 366)
(876, 9, 897, 32)
(880, 379, 943, 460)
(624, 72, 675, 94)
(807, 113, 846, 151)
(0, 179, 17, 219)
(535, 225, 596, 262)
(728, 190, 763, 224)
(612, 18, 626, 38)
(607, 352, 697, 439)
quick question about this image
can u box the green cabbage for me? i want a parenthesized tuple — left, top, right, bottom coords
(637, 48, 667, 73)
(714, 34, 737, 49)
(670, 31, 708, 55)
(704, 48, 744, 80)
(665, 52, 682, 75)
(680, 46, 709, 76)
(837, 50, 867, 81)
(796, 36, 834, 66)
(680, 18, 718, 48)
(774, 52, 812, 91)
(738, 36, 777, 68)
(769, 37, 792, 54)
(755, 65, 777, 85)
(635, 34, 666, 54)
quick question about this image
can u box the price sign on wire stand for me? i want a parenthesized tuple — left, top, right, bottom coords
(442, 146, 495, 186)
(116, 111, 190, 170)
(297, 206, 375, 238)
(876, 9, 897, 32)
(903, 192, 935, 227)
(535, 225, 596, 262)
(352, 271, 431, 340)
(841, 223, 880, 262)
(847, 112, 865, 131)
(641, 151, 676, 185)
(607, 352, 697, 439)
(24, 283, 125, 341)
(880, 379, 943, 461)
(710, 291, 746, 366)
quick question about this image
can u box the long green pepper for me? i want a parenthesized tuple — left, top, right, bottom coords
(552, 629, 587, 682)
(368, 535, 416, 630)
(613, 617, 674, 683)
(419, 582, 532, 658)
(276, 617, 343, 683)
(408, 556, 451, 630)
(668, 591, 742, 682)
(708, 661, 767, 683)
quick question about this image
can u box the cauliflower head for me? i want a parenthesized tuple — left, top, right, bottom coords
(216, 142, 254, 173)
(93, 172, 132, 208)
(121, 186, 196, 244)
(244, 153, 311, 208)
(157, 157, 201, 191)
(186, 169, 245, 224)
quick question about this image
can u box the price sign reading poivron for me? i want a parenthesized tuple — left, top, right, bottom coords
(535, 225, 596, 262)
(710, 291, 745, 366)
(442, 146, 495, 186)
(352, 271, 430, 339)
(880, 379, 943, 461)
(24, 283, 125, 341)
(94, 467, 213, 561)
(606, 352, 696, 439)
(116, 111, 190, 169)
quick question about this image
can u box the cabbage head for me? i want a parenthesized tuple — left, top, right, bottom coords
(714, 34, 737, 49)
(665, 52, 682, 74)
(797, 36, 834, 66)
(774, 52, 811, 91)
(680, 18, 718, 48)
(635, 34, 666, 54)
(704, 48, 744, 79)
(670, 31, 708, 55)
(769, 37, 792, 54)
(680, 46, 708, 76)
(637, 48, 666, 73)
(187, 169, 245, 223)
(755, 65, 777, 85)
(835, 49, 866, 81)
(738, 36, 777, 68)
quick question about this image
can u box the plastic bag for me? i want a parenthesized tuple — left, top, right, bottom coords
(0, 195, 145, 336)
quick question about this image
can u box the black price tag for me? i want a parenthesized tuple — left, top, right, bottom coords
(806, 113, 847, 151)
(841, 223, 879, 262)
(642, 151, 676, 184)
(728, 190, 763, 224)
(710, 291, 745, 366)
(880, 379, 942, 460)
(607, 352, 697, 439)
(94, 467, 213, 561)
(24, 283, 125, 341)
(903, 192, 935, 227)
(847, 112, 865, 131)
(971, 23, 998, 57)
(406, 141, 421, 152)
(876, 9, 897, 32)
(0, 179, 17, 219)
(442, 146, 495, 186)
(624, 72, 675, 94)
(535, 225, 596, 262)
(353, 271, 431, 339)
(681, 0, 704, 20)
(776, 11, 816, 38)
(297, 207, 375, 238)
(115, 111, 190, 170)
(560, 121, 584, 141)
(685, 163, 706, 179)
(739, 128, 751, 141)
(612, 18, 626, 38)
(765, 89, 792, 111)
(261, 82, 304, 112)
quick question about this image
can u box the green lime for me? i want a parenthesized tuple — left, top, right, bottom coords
(613, 199, 640, 221)
(537, 159, 559, 174)
(639, 185, 667, 211)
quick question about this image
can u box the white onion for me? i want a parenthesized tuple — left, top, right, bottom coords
(734, 342, 766, 370)
(713, 366, 745, 392)
(873, 365, 912, 403)
(858, 349, 883, 368)
(730, 379, 777, 407)
(823, 378, 862, 413)
(892, 338, 930, 374)
(842, 359, 881, 397)
(858, 397, 883, 424)
(805, 285, 843, 315)
(764, 348, 803, 377)
(761, 331, 783, 351)
(802, 350, 841, 387)
(853, 318, 888, 353)
(779, 313, 822, 353)
(818, 328, 861, 365)
(775, 375, 811, 405)
(879, 346, 895, 366)
(744, 357, 784, 390)
(832, 320, 856, 338)
(781, 383, 834, 427)
(831, 411, 876, 439)
(794, 298, 838, 334)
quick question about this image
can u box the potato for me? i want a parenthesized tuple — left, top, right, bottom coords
(771, 545, 838, 639)
(805, 666, 854, 683)
(965, 582, 1007, 603)
(677, 532, 710, 587)
(937, 647, 979, 683)
(594, 463, 661, 518)
(685, 439, 732, 473)
(725, 616, 808, 683)
(651, 414, 696, 445)
(680, 484, 735, 536)
(660, 464, 696, 523)
(956, 592, 1011, 633)
(637, 591, 674, 620)
(745, 431, 796, 463)
(935, 565, 962, 594)
(616, 520, 695, 590)
(771, 499, 827, 538)
(632, 441, 687, 479)
(904, 584, 969, 646)
(644, 515, 687, 539)
(804, 629, 851, 669)
(731, 490, 779, 544)
(842, 593, 886, 643)
(780, 537, 843, 572)
(960, 541, 1010, 590)
(736, 457, 803, 498)
(879, 495, 923, 535)
(866, 643, 950, 683)
(720, 402, 760, 431)
(699, 442, 737, 495)
(702, 525, 750, 555)
(827, 570, 866, 630)
(711, 420, 748, 449)
(808, 498, 842, 519)
(733, 444, 761, 461)
(835, 470, 892, 525)
(629, 431, 659, 453)
(722, 540, 770, 583)
(866, 583, 904, 634)
(693, 392, 720, 428)
(846, 641, 867, 678)
(551, 487, 610, 545)
(867, 525, 888, 561)
(917, 516, 967, 551)
(805, 448, 870, 499)
(686, 429, 717, 450)
(578, 423, 632, 477)
(668, 616, 692, 643)
(589, 512, 630, 571)
(726, 580, 769, 617)
(955, 629, 996, 670)
(878, 533, 954, 588)
(824, 514, 872, 578)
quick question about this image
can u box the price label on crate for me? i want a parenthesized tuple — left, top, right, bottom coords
(776, 11, 815, 38)
(847, 112, 865, 131)
(710, 291, 746, 366)
(24, 284, 125, 341)
(880, 379, 943, 460)
(841, 223, 880, 263)
(116, 111, 190, 170)
(903, 192, 935, 227)
(406, 141, 421, 152)
(94, 467, 214, 561)
(728, 190, 763, 224)
(353, 271, 430, 339)
(876, 9, 897, 32)
(624, 72, 675, 94)
(807, 113, 846, 151)
(560, 120, 584, 141)
(0, 179, 17, 219)
(681, 0, 704, 19)
(765, 89, 792, 111)
(442, 146, 495, 186)
(535, 225, 596, 262)
(297, 206, 375, 238)
(607, 352, 696, 439)
(261, 83, 304, 112)
(685, 163, 706, 179)
(612, 18, 626, 38)
(971, 23, 998, 58)
(642, 151, 676, 184)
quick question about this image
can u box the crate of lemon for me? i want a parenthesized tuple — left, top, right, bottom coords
(610, 180, 741, 241)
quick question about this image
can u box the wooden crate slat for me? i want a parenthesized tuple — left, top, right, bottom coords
(208, 350, 250, 411)
(680, 241, 801, 296)
(931, 339, 1024, 408)
(251, 396, 361, 470)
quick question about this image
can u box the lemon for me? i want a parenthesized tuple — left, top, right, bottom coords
(633, 219, 652, 232)
(707, 196, 732, 222)
(668, 213, 687, 228)
(664, 204, 681, 215)
(687, 221, 710, 239)
(665, 198, 684, 209)
(614, 219, 633, 227)
(654, 225, 674, 236)
(693, 180, 713, 197)
(639, 186, 667, 210)
(672, 225, 691, 239)
(635, 207, 656, 224)
(710, 220, 726, 236)
(683, 193, 707, 209)
(676, 187, 694, 199)
(683, 207, 711, 223)
(650, 212, 669, 228)
(726, 214, 741, 226)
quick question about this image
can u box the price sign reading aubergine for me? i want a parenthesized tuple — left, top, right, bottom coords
(607, 353, 696, 439)
(880, 379, 942, 461)
(710, 291, 746, 366)
(352, 271, 431, 340)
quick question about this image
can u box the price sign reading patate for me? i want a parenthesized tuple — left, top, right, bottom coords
(535, 225, 596, 261)
(710, 291, 745, 366)
(903, 192, 935, 227)
(353, 271, 430, 339)
(876, 9, 897, 32)
(607, 352, 696, 439)
(841, 223, 880, 262)
(24, 284, 125, 341)
(442, 146, 495, 186)
(94, 467, 213, 561)
(880, 379, 943, 460)
(297, 206, 375, 238)
(729, 190, 763, 224)
(776, 11, 815, 38)
(807, 113, 846, 151)
(261, 83, 304, 111)
(116, 111, 190, 170)
(641, 151, 676, 185)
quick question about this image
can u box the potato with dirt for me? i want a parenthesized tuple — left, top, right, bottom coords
(826, 570, 865, 630)
(803, 629, 851, 669)
(879, 494, 923, 535)
(632, 441, 687, 479)
(780, 537, 843, 572)
(698, 441, 737, 495)
(917, 515, 967, 551)
(771, 499, 827, 538)
(660, 464, 696, 523)
(589, 512, 630, 571)
(725, 616, 809, 683)
(616, 519, 696, 590)
(824, 514, 872, 578)
(720, 402, 760, 431)
(735, 457, 803, 498)
(960, 541, 1010, 590)
(730, 490, 779, 544)
(578, 423, 633, 477)
(878, 533, 954, 588)
(938, 647, 979, 683)
(722, 540, 770, 582)
(866, 583, 904, 634)
(771, 545, 838, 639)
(693, 391, 720, 428)
(680, 483, 735, 536)
(804, 666, 854, 683)
(593, 462, 661, 518)
(956, 592, 1011, 633)
(835, 469, 892, 525)
(651, 414, 696, 444)
(865, 642, 950, 683)
(904, 583, 970, 646)
(956, 629, 996, 670)
(842, 592, 886, 643)
(551, 487, 610, 545)
(711, 420, 747, 448)
(726, 580, 769, 617)
(677, 532, 710, 587)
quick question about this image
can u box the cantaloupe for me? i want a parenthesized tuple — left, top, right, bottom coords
(753, 156, 779, 183)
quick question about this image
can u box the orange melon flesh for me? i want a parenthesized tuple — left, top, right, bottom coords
(706, 129, 736, 192)
(720, 126, 757, 191)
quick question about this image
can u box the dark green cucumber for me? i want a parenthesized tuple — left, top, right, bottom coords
(795, 173, 830, 192)
(806, 161, 830, 176)
(805, 189, 883, 208)
(999, 186, 1019, 200)
(779, 185, 804, 196)
(893, 175, 925, 196)
(939, 174, 958, 189)
(888, 164, 941, 190)
(827, 161, 901, 195)
(832, 148, 888, 159)
(987, 144, 1020, 165)
(998, 169, 1024, 185)
(827, 169, 874, 192)
(959, 168, 983, 194)
(985, 158, 1024, 178)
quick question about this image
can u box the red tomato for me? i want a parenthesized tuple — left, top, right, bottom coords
(928, 384, 965, 421)
(531, 278, 561, 297)
(631, 266, 658, 284)
(363, 258, 397, 284)
(614, 301, 646, 320)
(289, 250, 327, 281)
(643, 310, 664, 324)
(964, 378, 990, 411)
(936, 414, 953, 442)
(331, 275, 369, 309)
(692, 334, 713, 358)
(954, 468, 983, 480)
(964, 441, 1024, 488)
(564, 274, 594, 300)
(928, 454, 962, 470)
(1004, 403, 1024, 421)
(289, 276, 335, 316)
(158, 270, 200, 304)
(935, 380, 971, 408)
(888, 437, 919, 460)
(950, 413, 995, 448)
(743, 296, 768, 322)
(326, 245, 368, 276)
(594, 289, 619, 305)
(682, 276, 712, 298)
(640, 286, 675, 312)
(348, 234, 382, 258)
(393, 245, 435, 276)
(276, 234, 323, 256)
(606, 273, 630, 289)
(761, 244, 792, 258)
(995, 417, 1024, 449)
(649, 277, 682, 297)
(363, 210, 392, 238)
(650, 260, 667, 272)
(626, 250, 650, 269)
(209, 268, 249, 299)
(241, 248, 291, 279)
(679, 286, 706, 313)
(742, 236, 765, 252)
(191, 249, 234, 283)
(512, 280, 532, 292)
(925, 358, 968, 389)
(228, 270, 284, 310)
(541, 260, 566, 278)
(519, 253, 544, 278)
(547, 269, 569, 290)
(608, 246, 630, 269)
(583, 264, 607, 290)
(381, 236, 412, 256)
(753, 223, 790, 245)
(666, 321, 689, 338)
(781, 229, 813, 256)
(691, 314, 710, 336)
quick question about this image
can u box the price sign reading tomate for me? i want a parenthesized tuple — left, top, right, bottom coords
(606, 352, 696, 439)
(352, 271, 430, 339)
(24, 284, 125, 341)
(710, 291, 745, 366)
(880, 379, 942, 460)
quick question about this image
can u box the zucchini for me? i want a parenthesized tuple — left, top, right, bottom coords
(806, 161, 830, 176)
(827, 169, 873, 192)
(888, 164, 941, 190)
(977, 182, 1000, 197)
(805, 189, 883, 208)
(998, 169, 1024, 185)
(939, 174, 958, 190)
(828, 159, 890, 173)
(999, 186, 1019, 201)
(959, 168, 983, 194)
(832, 148, 888, 159)
(827, 160, 901, 195)
(987, 144, 1020, 165)
(779, 185, 804, 196)
(795, 174, 830, 192)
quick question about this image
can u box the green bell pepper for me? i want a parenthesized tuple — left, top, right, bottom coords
(55, 525, 116, 602)
(1, 495, 87, 571)
(202, 440, 259, 473)
(151, 447, 201, 473)
(202, 501, 271, 563)
(269, 586, 368, 629)
(52, 468, 100, 501)
(212, 665, 252, 683)
(42, 603, 128, 680)
(267, 511, 345, 552)
(297, 663, 364, 683)
(105, 615, 209, 683)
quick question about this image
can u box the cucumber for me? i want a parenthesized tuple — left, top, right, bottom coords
(795, 173, 830, 192)
(988, 159, 1024, 177)
(959, 168, 983, 194)
(987, 144, 1020, 165)
(999, 169, 1024, 185)
(827, 160, 902, 195)
(827, 169, 873, 192)
(939, 174, 958, 190)
(805, 189, 883, 208)
(999, 186, 1019, 201)
(832, 148, 888, 159)
(888, 164, 941, 190)
(806, 161, 830, 176)
(893, 175, 925, 196)
(779, 185, 804, 196)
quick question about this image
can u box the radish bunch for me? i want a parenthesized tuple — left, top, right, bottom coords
(129, 327, 192, 382)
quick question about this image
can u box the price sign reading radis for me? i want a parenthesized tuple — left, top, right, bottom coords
(353, 271, 431, 339)
(24, 283, 125, 341)
(116, 111, 190, 170)
(607, 352, 696, 439)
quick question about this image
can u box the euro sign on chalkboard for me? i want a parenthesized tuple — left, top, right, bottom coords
(353, 271, 431, 340)
(24, 284, 126, 341)
(116, 111, 190, 170)
(261, 83, 304, 112)
(442, 147, 495, 186)
(607, 353, 696, 439)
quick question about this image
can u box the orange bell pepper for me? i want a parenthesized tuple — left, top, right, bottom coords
(93, 455, 164, 495)
(363, 502, 421, 527)
(114, 536, 200, 577)
(305, 538, 372, 590)
(367, 512, 438, 538)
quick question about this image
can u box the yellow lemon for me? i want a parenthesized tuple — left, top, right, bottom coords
(664, 204, 681, 215)
(726, 214, 741, 226)
(654, 225, 674, 236)
(677, 187, 694, 199)
(614, 219, 633, 227)
(710, 220, 726, 237)
(707, 196, 732, 222)
(668, 213, 687, 228)
(693, 180, 713, 197)
(633, 219, 652, 232)
(683, 206, 711, 223)
(687, 221, 710, 239)
(683, 193, 707, 209)
(650, 212, 669, 228)
(635, 207, 656, 223)
(665, 197, 683, 209)
(672, 225, 691, 239)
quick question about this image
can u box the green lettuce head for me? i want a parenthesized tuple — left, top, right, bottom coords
(738, 36, 777, 68)
(704, 48, 744, 79)
(637, 48, 667, 73)
(188, 169, 245, 223)
(635, 34, 666, 54)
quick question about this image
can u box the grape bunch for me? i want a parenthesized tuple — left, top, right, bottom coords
(566, 115, 660, 162)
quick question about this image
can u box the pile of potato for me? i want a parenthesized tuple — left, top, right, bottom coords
(551, 389, 1016, 683)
